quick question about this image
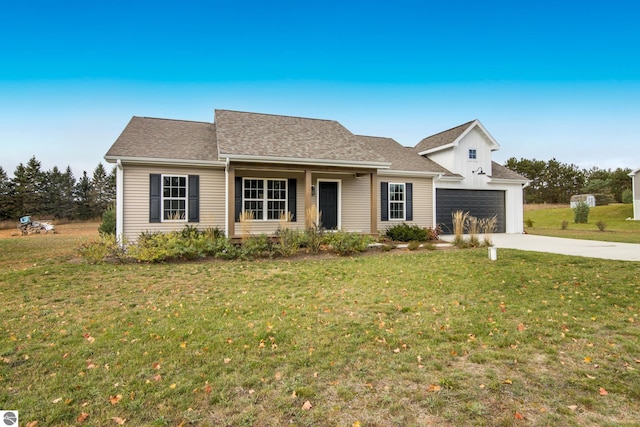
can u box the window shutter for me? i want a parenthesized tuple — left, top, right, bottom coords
(234, 176, 242, 222)
(188, 175, 199, 222)
(380, 181, 388, 221)
(405, 182, 413, 221)
(149, 174, 161, 223)
(288, 178, 297, 222)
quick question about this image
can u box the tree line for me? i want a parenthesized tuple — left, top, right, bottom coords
(504, 157, 633, 205)
(0, 156, 115, 221)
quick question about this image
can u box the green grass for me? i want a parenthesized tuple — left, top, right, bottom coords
(524, 204, 640, 243)
(1, 233, 640, 426)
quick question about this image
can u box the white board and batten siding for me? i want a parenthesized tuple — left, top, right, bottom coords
(122, 165, 226, 241)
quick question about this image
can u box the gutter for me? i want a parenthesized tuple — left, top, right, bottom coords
(219, 153, 390, 169)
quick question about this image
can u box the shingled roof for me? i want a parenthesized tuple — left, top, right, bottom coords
(355, 135, 454, 175)
(214, 110, 388, 165)
(414, 120, 476, 154)
(105, 117, 218, 162)
(490, 161, 528, 181)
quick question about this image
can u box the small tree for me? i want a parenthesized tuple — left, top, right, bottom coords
(98, 204, 116, 235)
(622, 189, 633, 204)
(573, 201, 590, 224)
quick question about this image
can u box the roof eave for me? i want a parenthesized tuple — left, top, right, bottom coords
(104, 155, 226, 168)
(487, 178, 530, 184)
(417, 142, 455, 156)
(220, 154, 391, 169)
(378, 170, 443, 178)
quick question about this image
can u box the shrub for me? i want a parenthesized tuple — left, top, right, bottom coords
(328, 232, 373, 256)
(573, 201, 590, 224)
(596, 221, 607, 232)
(241, 234, 273, 259)
(274, 228, 302, 257)
(524, 218, 534, 228)
(622, 189, 633, 204)
(407, 240, 421, 251)
(385, 223, 428, 242)
(299, 227, 325, 253)
(561, 220, 569, 230)
(98, 204, 116, 235)
(127, 232, 173, 262)
(77, 234, 127, 264)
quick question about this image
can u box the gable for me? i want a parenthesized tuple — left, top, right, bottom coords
(415, 120, 500, 155)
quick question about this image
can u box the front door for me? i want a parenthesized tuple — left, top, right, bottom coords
(318, 181, 338, 230)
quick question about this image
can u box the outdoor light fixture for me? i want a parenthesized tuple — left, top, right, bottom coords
(311, 185, 316, 196)
(472, 167, 486, 175)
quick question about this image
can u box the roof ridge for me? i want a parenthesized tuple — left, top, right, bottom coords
(215, 109, 339, 124)
(423, 119, 477, 139)
(134, 116, 212, 125)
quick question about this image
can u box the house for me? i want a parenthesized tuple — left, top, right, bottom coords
(630, 168, 640, 220)
(570, 194, 596, 209)
(415, 120, 528, 233)
(104, 110, 527, 241)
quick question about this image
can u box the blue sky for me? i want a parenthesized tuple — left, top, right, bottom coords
(1, 0, 639, 177)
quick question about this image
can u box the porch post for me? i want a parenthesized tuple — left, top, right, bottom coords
(370, 170, 378, 235)
(305, 169, 312, 227)
(227, 164, 235, 238)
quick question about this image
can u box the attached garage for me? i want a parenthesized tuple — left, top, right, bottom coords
(436, 189, 506, 234)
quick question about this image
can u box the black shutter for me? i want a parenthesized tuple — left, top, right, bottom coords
(234, 176, 242, 222)
(288, 178, 297, 222)
(188, 175, 199, 222)
(405, 182, 413, 221)
(150, 174, 161, 223)
(380, 181, 388, 221)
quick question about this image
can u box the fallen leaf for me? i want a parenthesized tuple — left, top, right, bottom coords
(83, 334, 95, 344)
(427, 384, 441, 392)
(584, 357, 593, 363)
(599, 387, 608, 396)
(353, 422, 362, 427)
(514, 411, 524, 420)
(517, 323, 525, 332)
(180, 342, 187, 349)
(77, 412, 89, 423)
(170, 383, 177, 389)
(112, 417, 126, 425)
(393, 348, 401, 353)
(204, 385, 212, 393)
(567, 405, 578, 411)
(52, 397, 63, 403)
(302, 400, 312, 410)
(26, 422, 39, 427)
(109, 394, 122, 405)
(275, 372, 282, 381)
(152, 362, 161, 370)
(224, 358, 231, 364)
(503, 379, 513, 385)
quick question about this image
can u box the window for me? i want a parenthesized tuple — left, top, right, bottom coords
(163, 175, 187, 220)
(243, 178, 287, 220)
(149, 174, 199, 223)
(468, 149, 477, 160)
(388, 183, 405, 220)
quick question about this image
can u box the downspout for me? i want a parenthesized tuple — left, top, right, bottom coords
(433, 173, 443, 229)
(116, 160, 124, 244)
(224, 157, 230, 238)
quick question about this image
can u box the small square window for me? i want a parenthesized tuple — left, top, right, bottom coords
(468, 149, 477, 160)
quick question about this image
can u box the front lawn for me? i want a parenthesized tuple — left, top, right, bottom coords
(524, 204, 640, 244)
(1, 232, 639, 426)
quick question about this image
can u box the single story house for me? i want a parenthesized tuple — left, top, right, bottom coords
(104, 110, 528, 241)
(630, 168, 640, 220)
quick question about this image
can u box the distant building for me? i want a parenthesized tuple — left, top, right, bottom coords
(570, 194, 596, 208)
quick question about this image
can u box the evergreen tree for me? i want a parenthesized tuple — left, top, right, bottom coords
(12, 157, 46, 216)
(0, 166, 13, 220)
(91, 163, 113, 215)
(74, 171, 95, 220)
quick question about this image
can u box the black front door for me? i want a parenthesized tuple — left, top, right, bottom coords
(318, 181, 338, 230)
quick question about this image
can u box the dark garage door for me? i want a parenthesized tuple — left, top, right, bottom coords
(436, 189, 506, 234)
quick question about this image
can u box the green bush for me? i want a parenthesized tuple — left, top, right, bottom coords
(385, 223, 430, 242)
(561, 220, 569, 230)
(573, 201, 590, 224)
(622, 189, 633, 204)
(407, 240, 421, 251)
(274, 228, 303, 257)
(98, 205, 116, 235)
(77, 234, 126, 264)
(596, 221, 607, 232)
(524, 218, 534, 228)
(241, 234, 273, 259)
(299, 227, 326, 253)
(328, 231, 373, 256)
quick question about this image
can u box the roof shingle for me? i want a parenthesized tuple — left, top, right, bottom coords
(414, 120, 475, 153)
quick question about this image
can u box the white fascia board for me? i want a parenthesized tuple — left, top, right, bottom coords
(471, 120, 501, 151)
(220, 153, 390, 169)
(417, 143, 455, 156)
(629, 168, 640, 177)
(104, 156, 227, 168)
(437, 175, 464, 182)
(487, 178, 530, 185)
(378, 170, 442, 178)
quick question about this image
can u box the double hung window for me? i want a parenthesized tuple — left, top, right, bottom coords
(388, 183, 405, 220)
(243, 178, 287, 220)
(163, 175, 187, 220)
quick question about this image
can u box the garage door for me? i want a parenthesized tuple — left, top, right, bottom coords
(436, 189, 506, 234)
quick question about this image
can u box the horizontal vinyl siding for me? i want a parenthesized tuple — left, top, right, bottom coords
(377, 176, 433, 232)
(122, 165, 226, 241)
(340, 176, 370, 233)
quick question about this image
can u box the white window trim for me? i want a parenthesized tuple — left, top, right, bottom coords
(242, 177, 288, 221)
(468, 148, 478, 160)
(388, 182, 406, 221)
(161, 174, 188, 222)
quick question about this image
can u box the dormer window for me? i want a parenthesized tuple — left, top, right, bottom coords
(468, 149, 477, 160)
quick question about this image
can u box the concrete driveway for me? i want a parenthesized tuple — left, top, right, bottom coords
(442, 234, 640, 262)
